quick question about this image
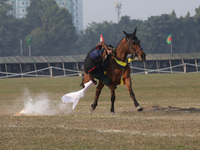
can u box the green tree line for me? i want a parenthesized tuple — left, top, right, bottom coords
(0, 0, 200, 56)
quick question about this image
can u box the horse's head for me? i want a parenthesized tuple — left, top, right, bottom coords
(123, 28, 146, 61)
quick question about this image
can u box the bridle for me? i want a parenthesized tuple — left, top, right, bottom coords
(126, 37, 141, 58)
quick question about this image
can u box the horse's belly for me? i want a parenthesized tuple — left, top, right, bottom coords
(109, 74, 121, 85)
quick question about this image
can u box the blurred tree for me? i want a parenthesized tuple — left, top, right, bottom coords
(0, 0, 24, 56)
(1, 1, 200, 56)
(25, 0, 43, 30)
(25, 0, 77, 56)
(0, 0, 12, 17)
(194, 6, 200, 19)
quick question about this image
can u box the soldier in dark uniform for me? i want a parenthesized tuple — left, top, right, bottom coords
(84, 41, 113, 86)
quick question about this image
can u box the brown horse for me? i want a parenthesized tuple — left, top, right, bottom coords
(81, 28, 146, 113)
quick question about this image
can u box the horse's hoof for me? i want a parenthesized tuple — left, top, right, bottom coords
(90, 104, 96, 112)
(136, 106, 143, 111)
(90, 107, 94, 112)
(110, 112, 115, 115)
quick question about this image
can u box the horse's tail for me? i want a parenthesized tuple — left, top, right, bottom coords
(80, 75, 85, 88)
(80, 65, 85, 88)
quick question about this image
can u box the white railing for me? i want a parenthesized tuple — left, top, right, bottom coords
(0, 63, 199, 79)
(0, 66, 82, 79)
(130, 63, 199, 75)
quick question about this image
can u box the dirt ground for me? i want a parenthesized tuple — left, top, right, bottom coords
(1, 74, 200, 149)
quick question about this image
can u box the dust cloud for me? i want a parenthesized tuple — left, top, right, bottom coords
(18, 89, 72, 116)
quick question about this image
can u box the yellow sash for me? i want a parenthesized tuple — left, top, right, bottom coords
(114, 57, 127, 68)
(113, 56, 135, 85)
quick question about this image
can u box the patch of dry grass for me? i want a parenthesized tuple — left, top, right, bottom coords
(0, 74, 200, 149)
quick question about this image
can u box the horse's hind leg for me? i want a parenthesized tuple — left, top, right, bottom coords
(124, 77, 143, 111)
(91, 81, 104, 111)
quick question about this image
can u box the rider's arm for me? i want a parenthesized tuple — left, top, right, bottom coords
(100, 41, 112, 55)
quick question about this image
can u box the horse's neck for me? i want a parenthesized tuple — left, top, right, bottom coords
(115, 38, 128, 61)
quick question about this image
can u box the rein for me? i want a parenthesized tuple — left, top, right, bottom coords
(113, 37, 140, 85)
(126, 37, 141, 59)
(113, 37, 139, 68)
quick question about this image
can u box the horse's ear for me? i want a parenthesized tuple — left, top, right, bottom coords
(123, 31, 128, 37)
(133, 27, 137, 35)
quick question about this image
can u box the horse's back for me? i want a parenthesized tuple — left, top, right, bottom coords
(81, 55, 131, 87)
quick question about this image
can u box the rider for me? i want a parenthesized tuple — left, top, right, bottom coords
(84, 41, 113, 86)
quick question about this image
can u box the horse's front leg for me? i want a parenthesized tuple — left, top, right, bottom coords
(110, 86, 116, 114)
(91, 81, 104, 111)
(124, 77, 143, 111)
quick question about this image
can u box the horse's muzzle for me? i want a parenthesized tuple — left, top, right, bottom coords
(141, 54, 146, 61)
(138, 53, 146, 61)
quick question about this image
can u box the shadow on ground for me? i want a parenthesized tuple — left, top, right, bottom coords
(144, 105, 200, 112)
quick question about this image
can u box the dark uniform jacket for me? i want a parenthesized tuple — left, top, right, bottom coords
(84, 45, 103, 74)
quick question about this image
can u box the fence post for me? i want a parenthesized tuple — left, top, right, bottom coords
(156, 60, 160, 73)
(76, 62, 81, 76)
(169, 60, 173, 73)
(34, 63, 38, 77)
(143, 61, 147, 74)
(5, 64, 8, 77)
(19, 63, 23, 78)
(62, 62, 66, 77)
(195, 59, 198, 72)
(182, 60, 186, 73)
(49, 66, 53, 78)
(130, 61, 133, 74)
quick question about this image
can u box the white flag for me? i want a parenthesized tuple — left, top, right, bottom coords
(62, 80, 94, 109)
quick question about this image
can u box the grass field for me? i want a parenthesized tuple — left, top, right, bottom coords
(0, 73, 200, 149)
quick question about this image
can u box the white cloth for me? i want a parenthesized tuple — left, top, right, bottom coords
(62, 80, 94, 109)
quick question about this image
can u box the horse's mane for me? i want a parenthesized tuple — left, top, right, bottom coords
(115, 37, 125, 50)
(115, 33, 139, 50)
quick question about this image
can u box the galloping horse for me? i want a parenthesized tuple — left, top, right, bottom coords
(81, 28, 146, 113)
